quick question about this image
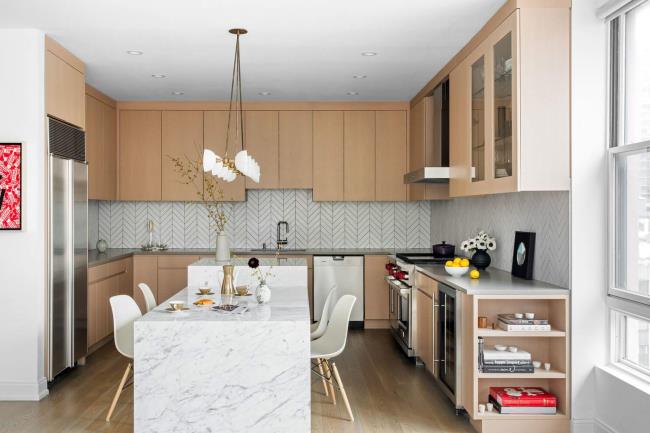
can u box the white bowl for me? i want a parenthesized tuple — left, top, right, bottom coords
(525, 312, 535, 319)
(532, 361, 542, 369)
(494, 344, 507, 351)
(445, 266, 469, 277)
(508, 346, 518, 353)
(514, 313, 524, 319)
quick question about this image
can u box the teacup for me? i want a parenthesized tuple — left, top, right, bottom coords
(235, 286, 249, 296)
(198, 287, 212, 295)
(169, 300, 185, 311)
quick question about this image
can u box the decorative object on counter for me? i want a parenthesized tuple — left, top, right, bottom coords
(469, 269, 480, 279)
(486, 402, 494, 413)
(141, 219, 169, 251)
(197, 287, 214, 295)
(478, 404, 485, 414)
(498, 313, 551, 331)
(525, 312, 535, 319)
(544, 362, 551, 371)
(220, 264, 237, 296)
(488, 387, 557, 414)
(432, 241, 455, 258)
(511, 231, 536, 279)
(461, 230, 496, 270)
(202, 29, 260, 184)
(478, 316, 488, 328)
(444, 257, 469, 276)
(0, 143, 22, 230)
(249, 257, 274, 304)
(532, 360, 541, 369)
(235, 286, 251, 296)
(96, 239, 107, 253)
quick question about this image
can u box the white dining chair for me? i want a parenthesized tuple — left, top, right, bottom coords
(106, 295, 141, 422)
(137, 283, 157, 313)
(311, 295, 357, 422)
(311, 284, 336, 340)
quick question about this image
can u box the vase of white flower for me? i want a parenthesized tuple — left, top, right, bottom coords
(460, 230, 497, 270)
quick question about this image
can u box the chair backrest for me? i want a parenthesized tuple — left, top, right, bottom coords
(311, 284, 337, 340)
(109, 295, 141, 359)
(316, 295, 356, 358)
(138, 282, 157, 313)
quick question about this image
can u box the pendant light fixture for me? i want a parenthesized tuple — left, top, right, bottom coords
(203, 28, 260, 183)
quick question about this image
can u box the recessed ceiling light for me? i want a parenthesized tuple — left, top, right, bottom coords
(172, 91, 184, 96)
(258, 91, 271, 96)
(151, 74, 166, 78)
(353, 74, 367, 79)
(361, 51, 377, 56)
(347, 91, 359, 96)
(126, 50, 143, 55)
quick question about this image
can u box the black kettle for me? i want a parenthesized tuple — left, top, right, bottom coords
(432, 241, 455, 258)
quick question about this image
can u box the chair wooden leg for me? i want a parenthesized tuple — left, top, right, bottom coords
(317, 358, 329, 397)
(106, 363, 131, 422)
(331, 362, 354, 422)
(323, 359, 336, 404)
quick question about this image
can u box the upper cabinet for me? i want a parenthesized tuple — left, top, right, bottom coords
(119, 110, 162, 201)
(344, 111, 376, 201)
(245, 111, 279, 189)
(313, 111, 344, 201)
(279, 111, 313, 189)
(449, 8, 570, 196)
(45, 37, 85, 129)
(203, 111, 246, 201)
(86, 86, 117, 200)
(161, 111, 204, 201)
(376, 111, 407, 201)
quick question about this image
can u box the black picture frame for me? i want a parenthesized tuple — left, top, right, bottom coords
(511, 231, 535, 279)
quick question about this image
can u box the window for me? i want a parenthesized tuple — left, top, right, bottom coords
(609, 0, 650, 378)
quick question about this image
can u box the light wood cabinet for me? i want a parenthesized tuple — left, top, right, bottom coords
(45, 38, 85, 129)
(376, 111, 407, 201)
(344, 111, 375, 201)
(203, 111, 246, 201)
(119, 110, 162, 201)
(162, 111, 204, 201)
(449, 9, 570, 197)
(279, 111, 313, 189)
(157, 255, 200, 302)
(86, 87, 117, 200)
(245, 111, 279, 189)
(132, 255, 158, 314)
(416, 289, 434, 372)
(364, 255, 390, 323)
(313, 111, 344, 201)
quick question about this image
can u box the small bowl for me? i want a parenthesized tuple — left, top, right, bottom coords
(525, 312, 535, 320)
(168, 300, 185, 311)
(514, 313, 524, 319)
(198, 287, 213, 295)
(494, 344, 507, 351)
(508, 346, 518, 353)
(532, 361, 542, 369)
(445, 266, 469, 277)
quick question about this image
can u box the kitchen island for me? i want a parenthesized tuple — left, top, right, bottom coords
(133, 258, 310, 433)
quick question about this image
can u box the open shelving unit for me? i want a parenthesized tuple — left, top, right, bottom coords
(462, 293, 570, 433)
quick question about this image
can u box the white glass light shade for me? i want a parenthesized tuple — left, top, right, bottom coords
(235, 150, 260, 183)
(211, 161, 237, 183)
(203, 149, 218, 172)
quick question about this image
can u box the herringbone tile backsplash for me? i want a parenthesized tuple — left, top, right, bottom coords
(92, 190, 431, 250)
(429, 191, 570, 288)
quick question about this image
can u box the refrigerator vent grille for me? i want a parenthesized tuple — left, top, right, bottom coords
(48, 117, 85, 162)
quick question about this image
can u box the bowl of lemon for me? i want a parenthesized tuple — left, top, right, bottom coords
(445, 257, 470, 277)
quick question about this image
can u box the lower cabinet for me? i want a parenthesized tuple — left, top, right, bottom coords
(132, 255, 159, 314)
(364, 255, 390, 326)
(157, 255, 202, 302)
(87, 258, 132, 350)
(416, 272, 438, 375)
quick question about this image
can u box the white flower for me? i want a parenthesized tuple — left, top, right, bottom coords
(461, 240, 469, 251)
(477, 240, 487, 250)
(468, 239, 476, 249)
(487, 239, 497, 251)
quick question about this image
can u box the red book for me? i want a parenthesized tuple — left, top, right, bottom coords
(489, 387, 557, 407)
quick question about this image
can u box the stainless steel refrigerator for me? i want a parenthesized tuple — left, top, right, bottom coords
(47, 117, 88, 381)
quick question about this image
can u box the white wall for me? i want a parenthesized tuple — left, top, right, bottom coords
(0, 29, 48, 400)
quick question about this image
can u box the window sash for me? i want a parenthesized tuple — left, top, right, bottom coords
(611, 309, 650, 377)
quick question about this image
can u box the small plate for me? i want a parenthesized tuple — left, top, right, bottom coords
(195, 292, 215, 296)
(164, 307, 190, 312)
(234, 292, 253, 297)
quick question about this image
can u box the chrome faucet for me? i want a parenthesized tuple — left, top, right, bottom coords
(277, 221, 289, 249)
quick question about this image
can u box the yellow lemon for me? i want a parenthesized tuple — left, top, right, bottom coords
(470, 269, 480, 279)
(460, 258, 470, 267)
(453, 257, 461, 265)
(445, 260, 454, 267)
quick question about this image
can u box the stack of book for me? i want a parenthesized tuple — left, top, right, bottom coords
(481, 347, 534, 373)
(498, 314, 551, 332)
(488, 387, 557, 414)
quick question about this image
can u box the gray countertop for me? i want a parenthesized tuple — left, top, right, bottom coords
(88, 247, 431, 267)
(414, 264, 568, 295)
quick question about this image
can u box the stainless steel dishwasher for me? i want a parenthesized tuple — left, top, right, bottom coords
(313, 255, 364, 328)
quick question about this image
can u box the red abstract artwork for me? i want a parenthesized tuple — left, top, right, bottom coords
(0, 143, 21, 230)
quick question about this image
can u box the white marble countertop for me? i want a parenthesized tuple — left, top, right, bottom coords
(414, 263, 568, 295)
(138, 285, 310, 323)
(190, 257, 308, 267)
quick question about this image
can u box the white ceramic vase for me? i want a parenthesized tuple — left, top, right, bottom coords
(255, 284, 271, 304)
(215, 231, 230, 262)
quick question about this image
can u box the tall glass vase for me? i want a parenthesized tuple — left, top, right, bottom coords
(215, 231, 230, 262)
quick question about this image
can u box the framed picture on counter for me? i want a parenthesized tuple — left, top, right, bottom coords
(0, 143, 22, 230)
(511, 231, 535, 279)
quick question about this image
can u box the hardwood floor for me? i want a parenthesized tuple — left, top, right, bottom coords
(0, 330, 474, 433)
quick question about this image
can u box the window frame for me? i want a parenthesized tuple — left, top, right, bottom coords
(610, 308, 650, 378)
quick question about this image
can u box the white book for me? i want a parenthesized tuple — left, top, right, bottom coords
(483, 349, 532, 361)
(498, 321, 552, 332)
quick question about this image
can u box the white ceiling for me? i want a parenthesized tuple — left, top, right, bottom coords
(0, 0, 504, 101)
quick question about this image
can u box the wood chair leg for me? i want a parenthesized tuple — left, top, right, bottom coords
(331, 362, 354, 422)
(323, 359, 336, 404)
(106, 363, 131, 422)
(317, 358, 329, 397)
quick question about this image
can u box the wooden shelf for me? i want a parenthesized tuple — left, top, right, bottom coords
(478, 368, 566, 379)
(477, 328, 566, 338)
(474, 410, 568, 420)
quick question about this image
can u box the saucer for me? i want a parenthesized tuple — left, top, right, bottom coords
(195, 291, 215, 296)
(164, 307, 190, 312)
(234, 292, 253, 297)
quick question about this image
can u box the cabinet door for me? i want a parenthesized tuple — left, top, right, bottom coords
(344, 111, 375, 201)
(203, 111, 245, 201)
(364, 255, 390, 320)
(87, 281, 98, 347)
(245, 111, 279, 189)
(376, 111, 407, 201)
(416, 289, 434, 371)
(162, 111, 204, 201)
(96, 278, 109, 341)
(279, 111, 313, 189)
(85, 95, 103, 199)
(119, 111, 162, 200)
(157, 255, 200, 302)
(133, 255, 158, 313)
(449, 60, 471, 197)
(45, 51, 85, 129)
(102, 103, 117, 200)
(313, 111, 344, 201)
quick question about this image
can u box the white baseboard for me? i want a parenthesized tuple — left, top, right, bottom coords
(593, 418, 617, 433)
(572, 419, 595, 433)
(0, 377, 49, 401)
